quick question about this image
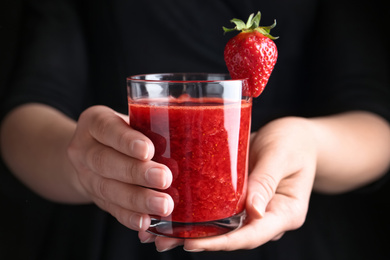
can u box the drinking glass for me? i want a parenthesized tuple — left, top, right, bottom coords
(127, 73, 252, 238)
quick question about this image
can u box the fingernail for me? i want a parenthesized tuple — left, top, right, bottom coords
(157, 244, 178, 253)
(145, 168, 167, 189)
(129, 213, 144, 230)
(252, 193, 266, 218)
(140, 236, 154, 244)
(184, 248, 204, 253)
(132, 140, 149, 160)
(148, 196, 168, 216)
(139, 230, 155, 243)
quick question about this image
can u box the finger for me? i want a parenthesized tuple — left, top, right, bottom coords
(138, 231, 156, 243)
(246, 164, 281, 219)
(82, 106, 155, 161)
(245, 166, 311, 234)
(183, 202, 298, 252)
(88, 175, 174, 217)
(84, 141, 172, 189)
(94, 196, 151, 231)
(154, 236, 184, 252)
(183, 213, 284, 252)
(183, 188, 309, 252)
(246, 136, 304, 220)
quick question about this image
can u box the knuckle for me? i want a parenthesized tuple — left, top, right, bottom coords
(78, 106, 101, 129)
(96, 178, 110, 199)
(83, 107, 114, 140)
(67, 133, 87, 164)
(123, 161, 138, 183)
(94, 113, 113, 138)
(66, 142, 78, 163)
(125, 189, 140, 208)
(90, 147, 108, 173)
(116, 130, 132, 152)
(113, 207, 129, 227)
(253, 173, 278, 200)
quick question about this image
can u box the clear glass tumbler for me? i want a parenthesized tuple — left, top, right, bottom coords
(127, 73, 252, 238)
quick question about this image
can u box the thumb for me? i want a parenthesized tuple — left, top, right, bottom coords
(246, 167, 280, 219)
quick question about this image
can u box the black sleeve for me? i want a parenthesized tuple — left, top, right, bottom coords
(0, 2, 93, 259)
(296, 0, 390, 193)
(305, 0, 390, 123)
(0, 0, 89, 121)
(0, 1, 23, 99)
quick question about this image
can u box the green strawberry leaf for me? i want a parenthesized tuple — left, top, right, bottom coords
(223, 11, 279, 40)
(255, 20, 279, 40)
(247, 12, 261, 30)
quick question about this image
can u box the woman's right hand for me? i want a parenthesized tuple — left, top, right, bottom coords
(67, 105, 174, 231)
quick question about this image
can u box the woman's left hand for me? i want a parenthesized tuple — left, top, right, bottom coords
(139, 116, 318, 252)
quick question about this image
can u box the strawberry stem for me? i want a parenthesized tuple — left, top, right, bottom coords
(223, 11, 279, 40)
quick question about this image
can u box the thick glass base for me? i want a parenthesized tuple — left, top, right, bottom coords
(147, 211, 246, 239)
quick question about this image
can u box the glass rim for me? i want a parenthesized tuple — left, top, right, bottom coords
(127, 73, 247, 84)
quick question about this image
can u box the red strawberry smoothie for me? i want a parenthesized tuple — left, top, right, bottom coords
(129, 97, 251, 237)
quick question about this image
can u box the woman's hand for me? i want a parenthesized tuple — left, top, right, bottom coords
(67, 105, 174, 232)
(141, 111, 390, 252)
(139, 116, 318, 251)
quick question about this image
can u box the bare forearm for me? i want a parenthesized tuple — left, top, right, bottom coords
(311, 111, 390, 193)
(0, 103, 88, 203)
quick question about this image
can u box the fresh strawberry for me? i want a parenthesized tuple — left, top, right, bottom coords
(223, 11, 278, 97)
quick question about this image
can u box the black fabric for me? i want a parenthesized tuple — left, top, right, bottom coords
(1, 0, 390, 259)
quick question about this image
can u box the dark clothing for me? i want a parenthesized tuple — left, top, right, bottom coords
(1, 0, 390, 259)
